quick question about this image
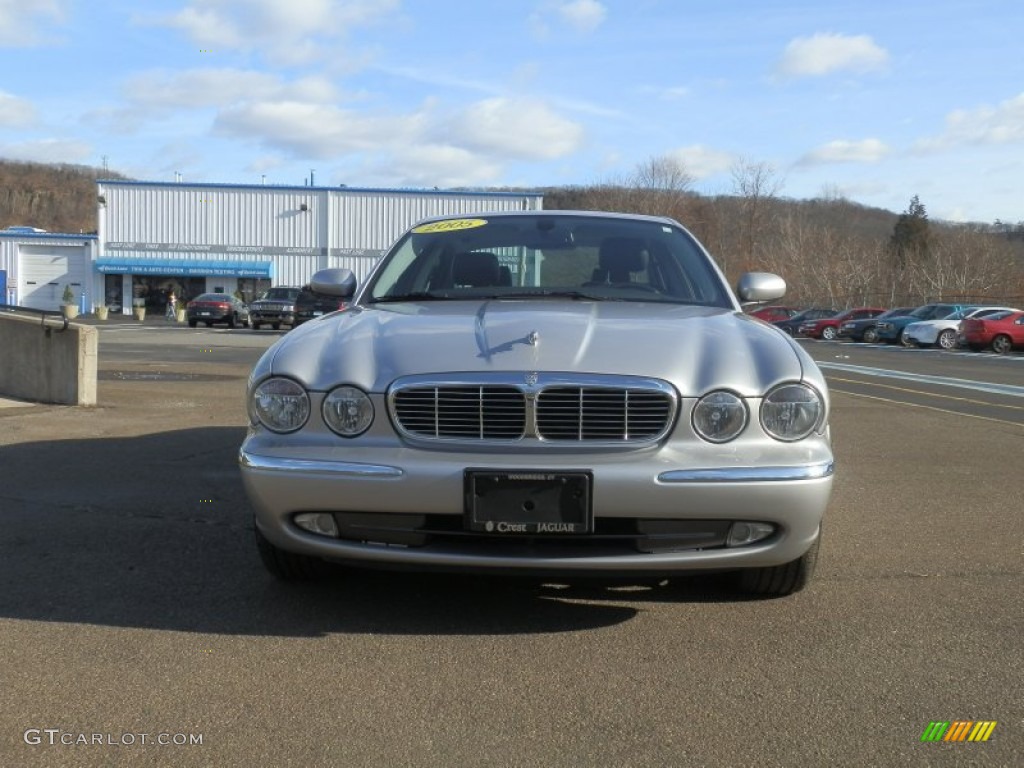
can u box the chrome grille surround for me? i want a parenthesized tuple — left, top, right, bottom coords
(388, 373, 678, 445)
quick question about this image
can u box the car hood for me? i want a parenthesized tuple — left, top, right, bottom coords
(264, 300, 814, 397)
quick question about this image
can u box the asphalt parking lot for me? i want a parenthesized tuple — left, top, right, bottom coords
(1, 323, 1021, 767)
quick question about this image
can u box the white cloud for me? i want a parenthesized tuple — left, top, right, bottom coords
(0, 91, 36, 126)
(798, 138, 890, 165)
(0, 0, 66, 46)
(776, 33, 889, 78)
(372, 145, 503, 188)
(0, 138, 91, 164)
(915, 92, 1024, 152)
(121, 69, 337, 111)
(149, 0, 399, 64)
(557, 0, 606, 33)
(214, 100, 423, 159)
(665, 145, 735, 179)
(530, 0, 607, 38)
(447, 98, 584, 160)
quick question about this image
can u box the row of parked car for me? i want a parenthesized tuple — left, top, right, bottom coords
(184, 284, 347, 330)
(750, 304, 1024, 354)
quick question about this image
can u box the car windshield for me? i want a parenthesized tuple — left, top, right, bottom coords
(364, 214, 732, 307)
(981, 310, 1014, 321)
(261, 288, 299, 301)
(879, 308, 912, 319)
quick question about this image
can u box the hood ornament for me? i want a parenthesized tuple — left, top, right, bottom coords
(527, 331, 539, 346)
(524, 371, 539, 387)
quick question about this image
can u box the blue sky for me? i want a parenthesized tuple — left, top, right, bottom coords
(1, 0, 1022, 223)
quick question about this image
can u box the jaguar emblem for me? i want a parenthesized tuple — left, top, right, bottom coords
(524, 371, 539, 387)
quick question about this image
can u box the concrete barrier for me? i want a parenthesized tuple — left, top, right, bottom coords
(0, 312, 97, 405)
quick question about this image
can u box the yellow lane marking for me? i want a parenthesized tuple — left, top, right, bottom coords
(830, 389, 1024, 427)
(826, 375, 1024, 411)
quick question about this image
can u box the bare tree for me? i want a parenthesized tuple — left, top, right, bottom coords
(730, 158, 783, 272)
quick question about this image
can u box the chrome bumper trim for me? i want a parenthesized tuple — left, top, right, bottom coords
(239, 450, 404, 478)
(658, 460, 834, 484)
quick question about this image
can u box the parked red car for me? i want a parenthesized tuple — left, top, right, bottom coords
(959, 310, 1024, 354)
(798, 307, 887, 340)
(748, 305, 800, 323)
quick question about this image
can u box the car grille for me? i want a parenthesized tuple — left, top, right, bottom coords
(389, 375, 676, 444)
(535, 387, 672, 440)
(392, 385, 526, 439)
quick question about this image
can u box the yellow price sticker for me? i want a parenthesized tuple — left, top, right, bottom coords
(412, 218, 488, 234)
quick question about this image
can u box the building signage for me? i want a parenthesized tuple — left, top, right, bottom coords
(95, 258, 273, 278)
(105, 242, 327, 257)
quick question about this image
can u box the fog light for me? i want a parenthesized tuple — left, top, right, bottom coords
(727, 521, 775, 547)
(294, 513, 339, 537)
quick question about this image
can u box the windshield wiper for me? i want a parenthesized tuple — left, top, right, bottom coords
(369, 292, 447, 303)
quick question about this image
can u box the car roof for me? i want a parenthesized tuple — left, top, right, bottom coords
(409, 209, 682, 229)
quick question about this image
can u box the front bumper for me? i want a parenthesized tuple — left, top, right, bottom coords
(240, 439, 833, 575)
(251, 308, 295, 324)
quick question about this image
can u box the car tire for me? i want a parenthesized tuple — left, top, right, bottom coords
(900, 331, 915, 347)
(228, 313, 236, 329)
(991, 334, 1012, 354)
(252, 322, 261, 330)
(255, 527, 323, 581)
(937, 329, 957, 350)
(188, 320, 197, 328)
(862, 327, 878, 343)
(737, 534, 820, 597)
(272, 322, 281, 330)
(204, 321, 213, 327)
(821, 326, 837, 341)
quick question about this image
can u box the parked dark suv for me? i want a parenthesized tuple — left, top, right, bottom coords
(250, 286, 300, 330)
(293, 284, 350, 326)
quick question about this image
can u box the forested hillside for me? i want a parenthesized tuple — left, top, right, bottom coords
(2, 157, 1021, 307)
(0, 160, 128, 234)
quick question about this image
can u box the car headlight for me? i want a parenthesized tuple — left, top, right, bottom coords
(760, 383, 822, 441)
(692, 390, 748, 443)
(322, 385, 374, 437)
(250, 377, 310, 433)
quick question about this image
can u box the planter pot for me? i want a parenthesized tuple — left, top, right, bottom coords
(176, 307, 187, 323)
(96, 306, 109, 320)
(133, 307, 147, 322)
(61, 304, 80, 320)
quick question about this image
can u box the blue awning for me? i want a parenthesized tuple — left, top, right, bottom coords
(96, 258, 274, 278)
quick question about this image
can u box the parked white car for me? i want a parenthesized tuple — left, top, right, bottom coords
(903, 306, 1019, 349)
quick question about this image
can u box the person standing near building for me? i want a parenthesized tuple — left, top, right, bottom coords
(166, 288, 177, 321)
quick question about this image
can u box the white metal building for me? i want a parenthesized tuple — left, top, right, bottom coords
(95, 181, 543, 314)
(0, 231, 97, 310)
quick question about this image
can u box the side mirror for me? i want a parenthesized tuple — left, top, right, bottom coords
(737, 272, 786, 304)
(310, 268, 357, 298)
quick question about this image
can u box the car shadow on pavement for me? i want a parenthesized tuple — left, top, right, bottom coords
(0, 427, 745, 638)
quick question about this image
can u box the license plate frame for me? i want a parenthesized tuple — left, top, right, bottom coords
(464, 469, 592, 534)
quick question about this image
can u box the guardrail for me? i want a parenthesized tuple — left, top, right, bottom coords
(0, 303, 69, 332)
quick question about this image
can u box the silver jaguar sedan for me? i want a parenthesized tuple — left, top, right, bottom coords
(239, 211, 834, 596)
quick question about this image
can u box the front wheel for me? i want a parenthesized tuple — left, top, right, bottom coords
(821, 326, 837, 341)
(255, 528, 324, 581)
(862, 327, 879, 343)
(737, 535, 820, 597)
(227, 313, 236, 329)
(991, 334, 1013, 354)
(188, 319, 197, 328)
(937, 329, 957, 350)
(900, 331, 915, 347)
(252, 322, 261, 330)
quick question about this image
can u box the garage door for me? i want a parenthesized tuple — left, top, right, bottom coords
(19, 246, 89, 310)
